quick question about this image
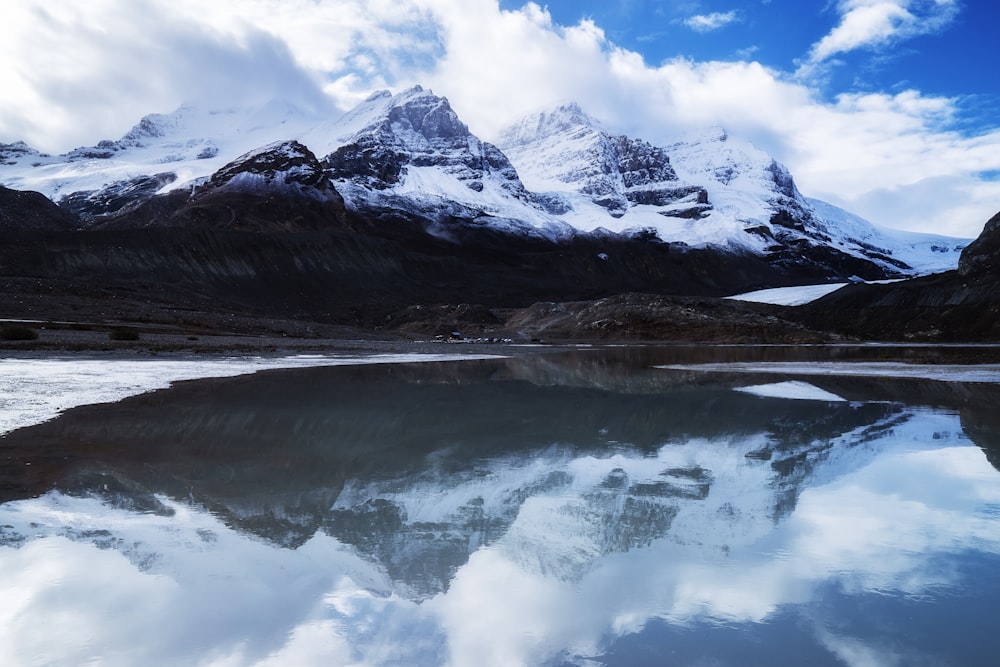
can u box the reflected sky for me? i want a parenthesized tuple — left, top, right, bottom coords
(2, 348, 1000, 666)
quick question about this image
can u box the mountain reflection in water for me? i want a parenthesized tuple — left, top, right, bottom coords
(2, 346, 1000, 666)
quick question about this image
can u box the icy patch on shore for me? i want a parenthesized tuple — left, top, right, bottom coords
(0, 353, 504, 436)
(658, 361, 1000, 384)
(726, 283, 848, 306)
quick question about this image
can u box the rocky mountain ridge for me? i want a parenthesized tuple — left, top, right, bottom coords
(0, 86, 967, 277)
(2, 85, 995, 342)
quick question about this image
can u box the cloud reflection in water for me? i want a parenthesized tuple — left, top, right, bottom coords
(1, 353, 999, 666)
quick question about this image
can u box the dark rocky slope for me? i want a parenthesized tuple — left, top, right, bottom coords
(796, 211, 1000, 341)
(0, 185, 77, 231)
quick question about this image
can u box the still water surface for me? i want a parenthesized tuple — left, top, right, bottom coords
(2, 345, 1000, 666)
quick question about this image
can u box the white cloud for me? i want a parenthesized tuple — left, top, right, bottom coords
(684, 10, 740, 33)
(0, 0, 996, 237)
(0, 1, 332, 152)
(806, 0, 960, 65)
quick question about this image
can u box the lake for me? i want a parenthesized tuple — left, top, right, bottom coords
(2, 345, 1000, 666)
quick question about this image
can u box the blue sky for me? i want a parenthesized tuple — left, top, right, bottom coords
(1, 0, 998, 237)
(513, 1, 997, 114)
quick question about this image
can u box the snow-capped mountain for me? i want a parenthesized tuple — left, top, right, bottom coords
(315, 86, 573, 241)
(0, 85, 969, 279)
(497, 105, 966, 275)
(0, 99, 324, 204)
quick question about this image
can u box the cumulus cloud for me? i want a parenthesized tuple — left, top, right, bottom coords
(0, 1, 331, 152)
(805, 0, 960, 65)
(0, 0, 996, 236)
(684, 10, 740, 33)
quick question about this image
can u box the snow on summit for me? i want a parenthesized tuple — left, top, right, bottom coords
(498, 105, 969, 273)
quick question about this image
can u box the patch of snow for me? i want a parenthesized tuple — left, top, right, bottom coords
(726, 283, 849, 306)
(735, 381, 847, 402)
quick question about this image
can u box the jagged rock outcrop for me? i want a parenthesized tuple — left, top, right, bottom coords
(324, 88, 523, 197)
(89, 141, 348, 232)
(958, 210, 1000, 276)
(0, 141, 42, 164)
(497, 107, 956, 279)
(320, 87, 571, 240)
(203, 140, 341, 200)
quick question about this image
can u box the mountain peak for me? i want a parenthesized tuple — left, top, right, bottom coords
(205, 140, 337, 200)
(496, 102, 602, 150)
(498, 103, 685, 219)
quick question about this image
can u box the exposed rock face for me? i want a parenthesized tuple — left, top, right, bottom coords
(325, 86, 529, 200)
(0, 141, 41, 164)
(0, 185, 77, 231)
(205, 140, 340, 200)
(958, 210, 1000, 276)
(58, 173, 178, 221)
(93, 142, 347, 232)
(497, 107, 943, 280)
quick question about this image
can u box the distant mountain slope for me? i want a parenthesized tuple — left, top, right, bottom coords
(795, 210, 1000, 341)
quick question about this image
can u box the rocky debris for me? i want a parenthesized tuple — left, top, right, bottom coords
(378, 293, 831, 343)
(500, 293, 830, 343)
(0, 185, 77, 231)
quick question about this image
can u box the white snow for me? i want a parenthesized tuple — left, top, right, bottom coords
(807, 198, 969, 275)
(0, 102, 332, 200)
(726, 283, 849, 306)
(735, 381, 847, 402)
(498, 110, 971, 271)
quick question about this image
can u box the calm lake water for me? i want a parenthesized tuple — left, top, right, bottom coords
(2, 345, 1000, 666)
